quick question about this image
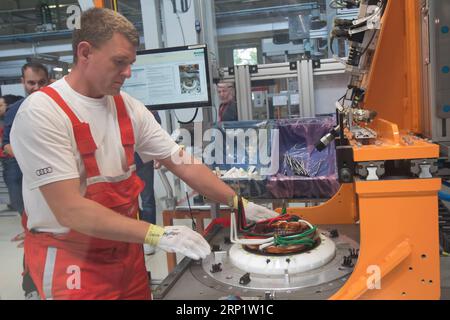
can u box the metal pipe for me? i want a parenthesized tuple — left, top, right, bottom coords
(216, 3, 319, 19)
(0, 30, 72, 44)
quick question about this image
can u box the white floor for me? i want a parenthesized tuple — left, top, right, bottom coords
(0, 204, 196, 300)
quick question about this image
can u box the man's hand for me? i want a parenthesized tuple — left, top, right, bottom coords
(230, 196, 279, 222)
(3, 144, 14, 157)
(145, 225, 211, 260)
(244, 201, 279, 222)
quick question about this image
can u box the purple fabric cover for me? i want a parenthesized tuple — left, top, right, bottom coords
(266, 117, 340, 199)
(211, 117, 339, 199)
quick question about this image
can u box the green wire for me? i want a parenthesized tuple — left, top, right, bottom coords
(275, 238, 315, 246)
(274, 226, 317, 246)
(277, 226, 317, 239)
(276, 236, 315, 243)
(275, 237, 315, 244)
(244, 226, 316, 238)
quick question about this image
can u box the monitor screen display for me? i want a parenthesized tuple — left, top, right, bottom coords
(122, 45, 211, 110)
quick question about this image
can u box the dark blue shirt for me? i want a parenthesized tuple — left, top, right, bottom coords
(2, 98, 25, 147)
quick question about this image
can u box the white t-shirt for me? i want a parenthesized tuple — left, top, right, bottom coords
(10, 78, 179, 233)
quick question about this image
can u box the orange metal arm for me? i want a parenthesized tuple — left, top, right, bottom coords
(330, 240, 412, 300)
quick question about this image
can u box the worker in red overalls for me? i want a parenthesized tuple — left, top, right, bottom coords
(10, 8, 277, 300)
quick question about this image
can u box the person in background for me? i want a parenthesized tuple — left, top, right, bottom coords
(0, 95, 23, 133)
(0, 94, 24, 210)
(2, 63, 49, 301)
(2, 62, 50, 220)
(217, 82, 238, 122)
(0, 95, 23, 115)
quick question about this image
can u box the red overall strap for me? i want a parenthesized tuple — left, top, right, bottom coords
(113, 95, 135, 169)
(40, 87, 100, 178)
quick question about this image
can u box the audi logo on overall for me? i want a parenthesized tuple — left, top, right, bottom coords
(36, 167, 53, 176)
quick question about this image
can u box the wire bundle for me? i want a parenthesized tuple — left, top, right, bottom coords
(283, 154, 325, 178)
(274, 226, 317, 247)
(230, 198, 319, 253)
(283, 154, 310, 177)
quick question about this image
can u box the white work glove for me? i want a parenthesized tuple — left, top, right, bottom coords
(145, 225, 211, 260)
(244, 201, 279, 222)
(230, 195, 279, 222)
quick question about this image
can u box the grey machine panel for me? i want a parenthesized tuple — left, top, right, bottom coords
(434, 1, 450, 119)
(153, 224, 360, 300)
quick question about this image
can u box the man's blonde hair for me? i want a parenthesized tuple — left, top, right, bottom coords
(72, 8, 139, 63)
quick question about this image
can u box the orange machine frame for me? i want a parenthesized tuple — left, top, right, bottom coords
(93, 0, 117, 11)
(93, 0, 104, 8)
(281, 0, 441, 299)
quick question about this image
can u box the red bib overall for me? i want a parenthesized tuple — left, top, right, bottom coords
(23, 86, 150, 300)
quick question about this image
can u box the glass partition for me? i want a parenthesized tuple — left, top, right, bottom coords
(215, 0, 329, 67)
(251, 77, 301, 120)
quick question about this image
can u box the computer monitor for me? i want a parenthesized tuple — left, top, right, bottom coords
(122, 44, 211, 110)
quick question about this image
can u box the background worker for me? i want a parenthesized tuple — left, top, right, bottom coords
(2, 63, 49, 300)
(0, 94, 23, 209)
(217, 82, 238, 122)
(2, 63, 49, 219)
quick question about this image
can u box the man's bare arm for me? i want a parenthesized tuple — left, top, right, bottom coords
(40, 178, 150, 243)
(159, 150, 235, 205)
